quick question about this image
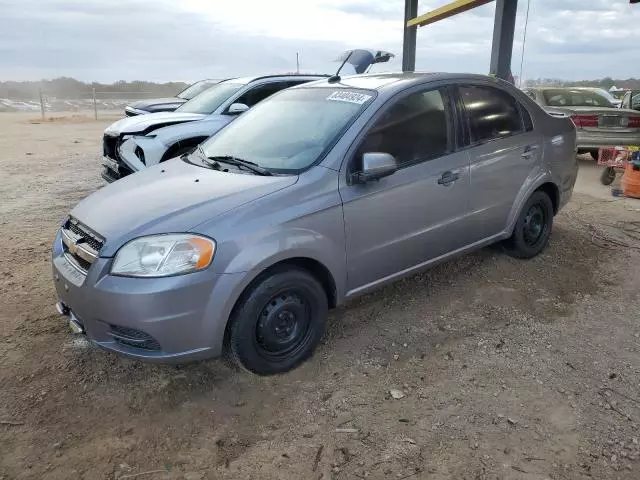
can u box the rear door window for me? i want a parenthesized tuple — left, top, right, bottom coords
(459, 85, 524, 143)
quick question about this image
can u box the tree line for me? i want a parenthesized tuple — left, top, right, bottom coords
(0, 77, 189, 100)
(524, 76, 640, 90)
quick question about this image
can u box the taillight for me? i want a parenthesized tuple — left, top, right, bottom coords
(570, 114, 599, 128)
(629, 116, 640, 128)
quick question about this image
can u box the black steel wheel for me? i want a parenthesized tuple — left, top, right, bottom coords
(504, 191, 553, 259)
(226, 267, 328, 375)
(600, 167, 616, 186)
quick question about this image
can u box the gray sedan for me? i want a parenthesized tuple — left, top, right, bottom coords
(53, 73, 577, 375)
(523, 87, 640, 159)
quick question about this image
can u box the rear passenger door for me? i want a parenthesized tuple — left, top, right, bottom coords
(455, 84, 542, 242)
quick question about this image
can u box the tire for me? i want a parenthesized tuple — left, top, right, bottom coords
(504, 191, 554, 259)
(226, 267, 328, 375)
(600, 167, 616, 186)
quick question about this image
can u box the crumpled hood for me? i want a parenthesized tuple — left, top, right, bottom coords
(105, 111, 207, 136)
(127, 97, 186, 111)
(71, 159, 297, 256)
(150, 114, 235, 146)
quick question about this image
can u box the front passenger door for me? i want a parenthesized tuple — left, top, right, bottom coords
(339, 87, 471, 293)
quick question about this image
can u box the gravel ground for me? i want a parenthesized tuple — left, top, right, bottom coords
(1, 112, 640, 480)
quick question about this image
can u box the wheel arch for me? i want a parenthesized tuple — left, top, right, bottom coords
(160, 136, 209, 162)
(506, 174, 560, 236)
(221, 256, 338, 346)
(535, 181, 560, 215)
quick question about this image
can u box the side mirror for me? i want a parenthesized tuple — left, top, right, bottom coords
(352, 152, 398, 184)
(227, 103, 249, 115)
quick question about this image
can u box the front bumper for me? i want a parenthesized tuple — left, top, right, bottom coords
(577, 130, 640, 149)
(118, 136, 167, 172)
(51, 231, 244, 363)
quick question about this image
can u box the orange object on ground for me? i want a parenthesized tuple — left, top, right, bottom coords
(621, 163, 640, 199)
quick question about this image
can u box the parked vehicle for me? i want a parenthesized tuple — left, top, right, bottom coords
(103, 75, 326, 182)
(523, 87, 640, 159)
(54, 72, 577, 375)
(124, 79, 222, 117)
(102, 49, 395, 183)
(621, 90, 640, 112)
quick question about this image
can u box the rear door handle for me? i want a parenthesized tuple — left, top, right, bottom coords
(522, 145, 539, 158)
(437, 171, 460, 186)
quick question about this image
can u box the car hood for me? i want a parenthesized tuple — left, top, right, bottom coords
(71, 159, 297, 256)
(150, 114, 235, 145)
(127, 97, 186, 110)
(105, 111, 207, 136)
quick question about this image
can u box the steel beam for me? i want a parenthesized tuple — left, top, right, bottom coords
(407, 0, 494, 28)
(489, 0, 518, 80)
(402, 0, 418, 71)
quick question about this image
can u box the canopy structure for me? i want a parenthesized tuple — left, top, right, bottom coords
(402, 0, 517, 81)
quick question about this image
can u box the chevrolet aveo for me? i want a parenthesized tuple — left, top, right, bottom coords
(53, 73, 578, 375)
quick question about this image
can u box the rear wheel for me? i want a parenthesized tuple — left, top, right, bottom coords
(504, 191, 553, 259)
(226, 267, 328, 375)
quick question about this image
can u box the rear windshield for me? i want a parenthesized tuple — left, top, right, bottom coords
(177, 79, 220, 100)
(176, 82, 244, 114)
(543, 89, 614, 108)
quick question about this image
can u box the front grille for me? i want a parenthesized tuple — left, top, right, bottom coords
(108, 325, 161, 351)
(66, 221, 103, 251)
(61, 219, 105, 273)
(103, 134, 119, 159)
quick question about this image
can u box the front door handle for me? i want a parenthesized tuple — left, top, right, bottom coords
(521, 145, 539, 158)
(437, 171, 460, 186)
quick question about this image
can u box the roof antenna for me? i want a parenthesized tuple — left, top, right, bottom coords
(328, 50, 353, 84)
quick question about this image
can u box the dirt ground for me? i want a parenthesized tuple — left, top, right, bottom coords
(1, 111, 640, 480)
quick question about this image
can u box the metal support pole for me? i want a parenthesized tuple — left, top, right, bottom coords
(92, 87, 97, 120)
(402, 0, 418, 71)
(489, 0, 518, 81)
(39, 88, 45, 120)
(296, 52, 300, 73)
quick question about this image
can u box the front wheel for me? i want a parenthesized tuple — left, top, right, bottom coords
(504, 191, 553, 259)
(226, 267, 328, 375)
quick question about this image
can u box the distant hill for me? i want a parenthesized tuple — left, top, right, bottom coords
(0, 77, 190, 101)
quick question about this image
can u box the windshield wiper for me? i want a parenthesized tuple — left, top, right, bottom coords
(205, 155, 273, 176)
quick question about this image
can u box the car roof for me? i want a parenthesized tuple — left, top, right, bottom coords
(296, 71, 508, 93)
(225, 74, 329, 86)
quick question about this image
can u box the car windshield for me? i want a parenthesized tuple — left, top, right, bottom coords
(176, 82, 244, 114)
(197, 88, 375, 173)
(543, 89, 614, 108)
(177, 79, 220, 100)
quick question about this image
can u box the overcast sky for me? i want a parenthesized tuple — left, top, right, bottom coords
(1, 0, 639, 83)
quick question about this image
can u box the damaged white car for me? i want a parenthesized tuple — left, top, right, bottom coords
(101, 49, 395, 182)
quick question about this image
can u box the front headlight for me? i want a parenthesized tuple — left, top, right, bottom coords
(111, 234, 216, 277)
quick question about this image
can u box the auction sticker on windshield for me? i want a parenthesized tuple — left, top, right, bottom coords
(326, 91, 372, 104)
